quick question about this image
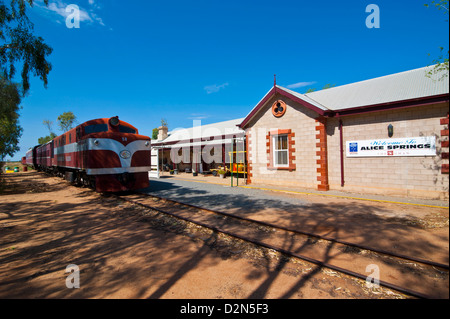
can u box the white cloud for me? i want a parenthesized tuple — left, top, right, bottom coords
(188, 113, 209, 120)
(286, 81, 317, 89)
(88, 0, 102, 10)
(204, 82, 229, 94)
(34, 0, 105, 27)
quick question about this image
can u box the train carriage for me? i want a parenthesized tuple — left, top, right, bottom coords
(30, 116, 151, 192)
(25, 146, 38, 168)
(36, 141, 53, 170)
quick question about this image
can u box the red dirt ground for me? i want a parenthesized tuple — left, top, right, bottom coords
(0, 171, 448, 299)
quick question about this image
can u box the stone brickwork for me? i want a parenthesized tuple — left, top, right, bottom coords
(245, 93, 449, 199)
(245, 94, 318, 189)
(326, 102, 449, 199)
(315, 118, 329, 191)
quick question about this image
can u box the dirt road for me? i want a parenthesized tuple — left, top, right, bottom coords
(0, 171, 448, 300)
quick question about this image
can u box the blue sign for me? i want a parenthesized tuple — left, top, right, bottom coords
(349, 142, 358, 153)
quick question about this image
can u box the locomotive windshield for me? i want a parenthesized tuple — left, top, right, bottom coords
(85, 124, 108, 134)
(84, 123, 137, 134)
(119, 126, 136, 134)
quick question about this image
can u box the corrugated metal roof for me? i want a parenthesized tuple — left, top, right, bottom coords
(154, 118, 245, 144)
(304, 65, 449, 111)
(275, 85, 329, 111)
(159, 138, 235, 149)
(152, 65, 448, 137)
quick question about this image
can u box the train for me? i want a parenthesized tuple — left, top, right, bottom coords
(25, 116, 151, 192)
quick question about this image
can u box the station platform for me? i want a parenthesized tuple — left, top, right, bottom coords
(155, 171, 449, 208)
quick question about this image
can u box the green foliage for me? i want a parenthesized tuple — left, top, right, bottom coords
(38, 119, 56, 144)
(424, 0, 449, 17)
(0, 0, 53, 95)
(425, 1, 449, 79)
(37, 112, 77, 143)
(303, 83, 336, 94)
(0, 77, 23, 159)
(152, 128, 158, 140)
(43, 119, 53, 133)
(427, 47, 449, 79)
(38, 132, 56, 145)
(57, 111, 77, 132)
(322, 83, 336, 90)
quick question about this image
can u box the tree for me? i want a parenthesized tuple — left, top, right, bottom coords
(43, 119, 53, 134)
(0, 0, 53, 95)
(38, 118, 56, 144)
(152, 128, 158, 140)
(322, 83, 336, 90)
(57, 111, 77, 132)
(425, 0, 449, 16)
(38, 132, 56, 145)
(37, 113, 75, 144)
(1, 1, 53, 159)
(38, 118, 56, 143)
(425, 0, 449, 78)
(303, 83, 336, 94)
(0, 77, 23, 160)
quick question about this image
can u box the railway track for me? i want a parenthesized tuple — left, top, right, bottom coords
(116, 191, 449, 299)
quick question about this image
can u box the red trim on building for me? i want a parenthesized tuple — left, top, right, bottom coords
(239, 87, 330, 129)
(315, 118, 329, 191)
(240, 87, 277, 129)
(335, 94, 449, 117)
(246, 130, 252, 184)
(238, 85, 449, 129)
(274, 88, 329, 117)
(441, 113, 449, 175)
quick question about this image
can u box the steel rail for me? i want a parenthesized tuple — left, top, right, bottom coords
(136, 192, 449, 271)
(118, 193, 437, 299)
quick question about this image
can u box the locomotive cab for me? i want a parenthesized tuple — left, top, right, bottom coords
(77, 117, 151, 192)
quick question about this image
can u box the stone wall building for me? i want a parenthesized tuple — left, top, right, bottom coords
(238, 65, 449, 199)
(153, 65, 449, 199)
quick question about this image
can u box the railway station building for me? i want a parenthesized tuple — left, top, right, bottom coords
(151, 118, 246, 176)
(152, 65, 449, 200)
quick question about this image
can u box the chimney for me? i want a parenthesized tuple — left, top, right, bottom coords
(157, 125, 168, 140)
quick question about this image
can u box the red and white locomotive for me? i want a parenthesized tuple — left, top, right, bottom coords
(26, 116, 151, 192)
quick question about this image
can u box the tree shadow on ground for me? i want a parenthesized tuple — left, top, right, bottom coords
(139, 178, 449, 298)
(1, 187, 252, 299)
(142, 179, 448, 265)
(1, 175, 448, 299)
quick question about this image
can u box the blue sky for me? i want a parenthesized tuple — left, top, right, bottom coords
(8, 0, 449, 160)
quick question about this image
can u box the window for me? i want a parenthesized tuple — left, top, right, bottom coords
(119, 125, 136, 134)
(267, 129, 296, 171)
(273, 135, 288, 167)
(85, 124, 108, 134)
